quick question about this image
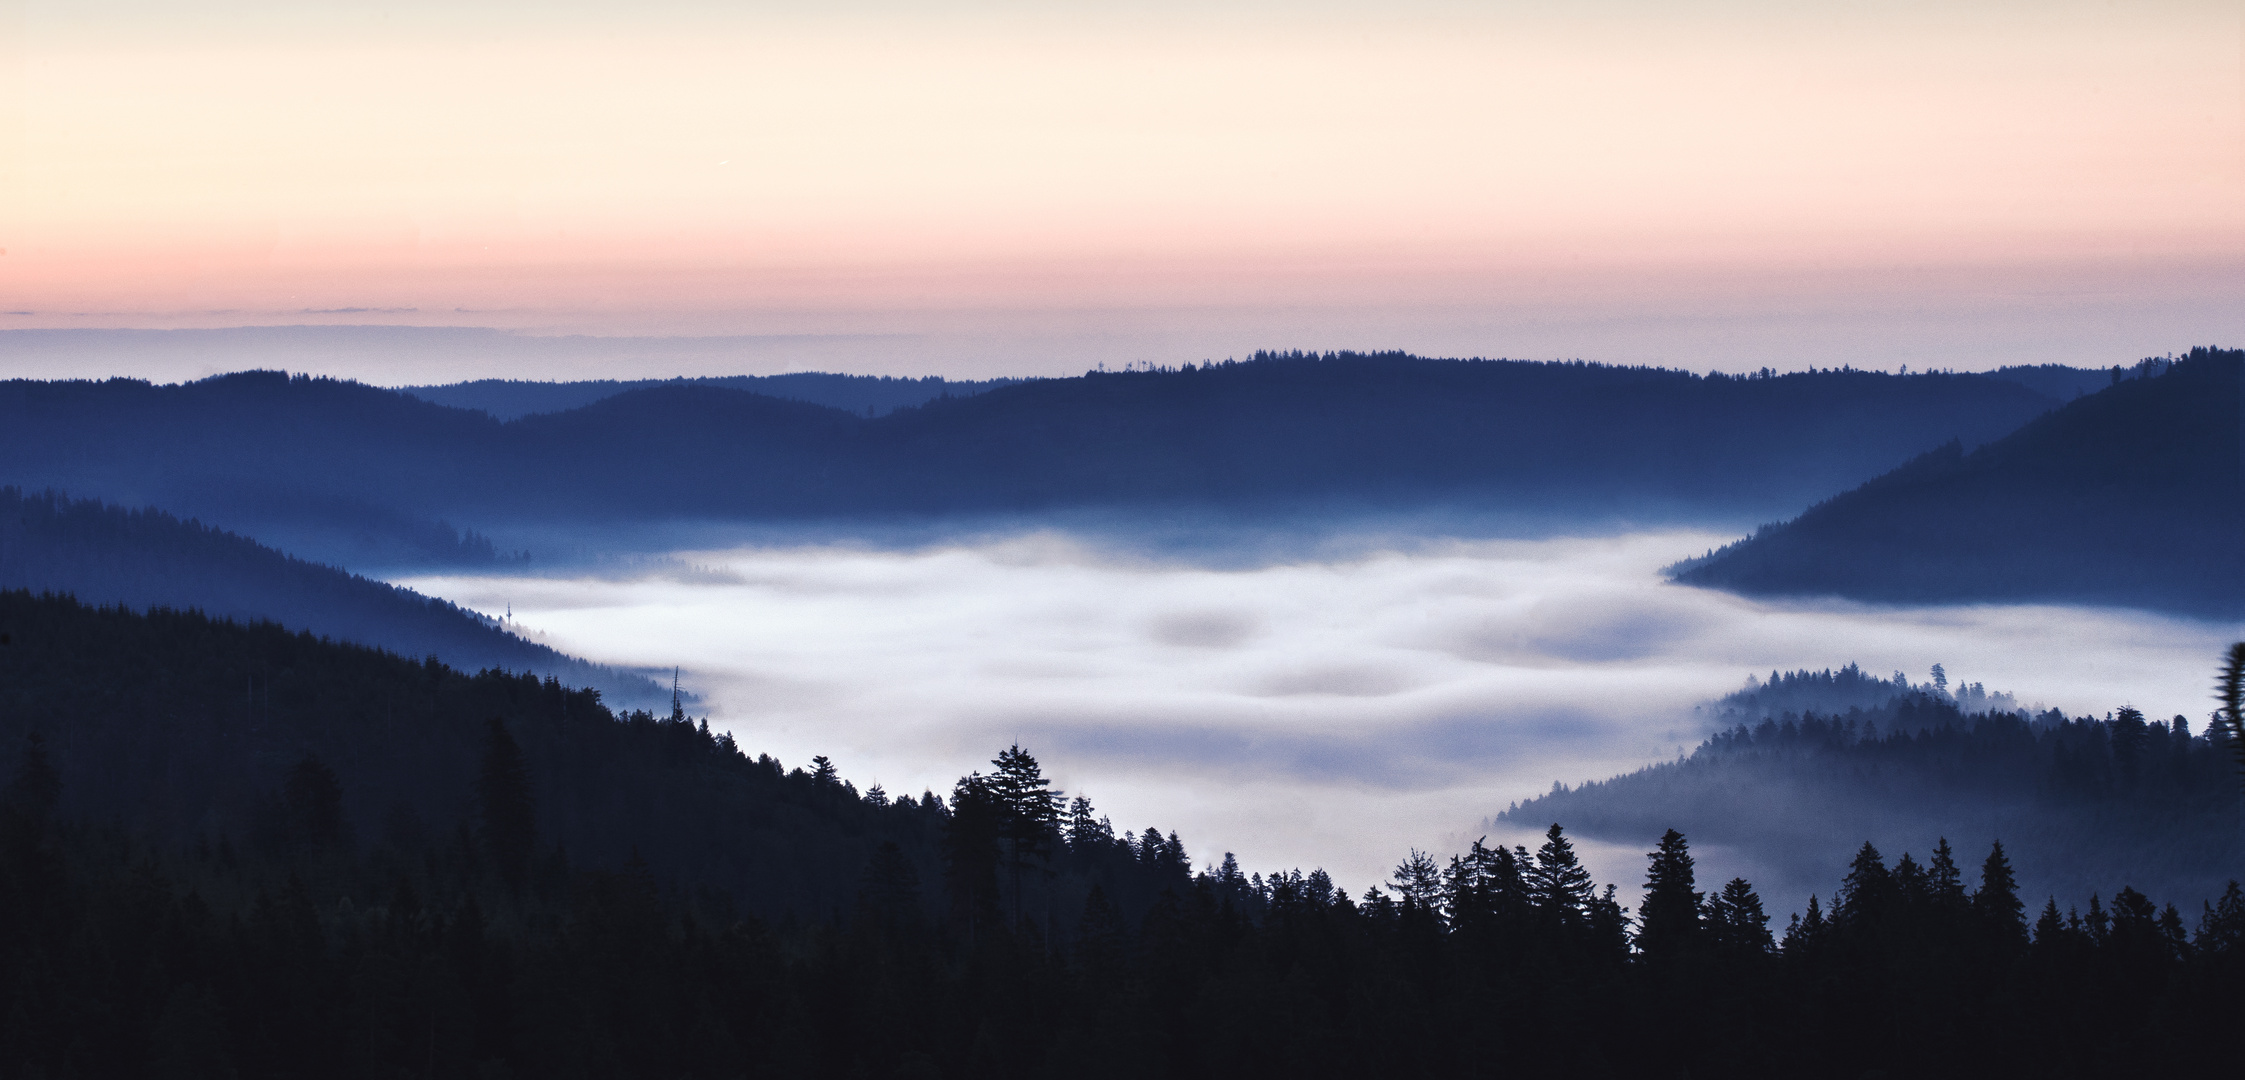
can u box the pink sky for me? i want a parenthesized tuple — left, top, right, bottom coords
(1, 1, 2240, 378)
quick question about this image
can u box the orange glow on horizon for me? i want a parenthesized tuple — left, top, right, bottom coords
(1, 3, 2240, 346)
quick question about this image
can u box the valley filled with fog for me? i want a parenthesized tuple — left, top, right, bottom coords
(395, 525, 2241, 900)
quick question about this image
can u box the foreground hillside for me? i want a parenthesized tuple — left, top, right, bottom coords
(0, 487, 663, 706)
(0, 593, 2238, 1077)
(0, 354, 2065, 563)
(0, 587, 1203, 924)
(1672, 346, 2244, 616)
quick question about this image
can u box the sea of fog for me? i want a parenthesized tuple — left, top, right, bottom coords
(394, 527, 2241, 902)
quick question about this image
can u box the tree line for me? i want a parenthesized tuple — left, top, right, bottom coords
(2, 731, 2238, 1078)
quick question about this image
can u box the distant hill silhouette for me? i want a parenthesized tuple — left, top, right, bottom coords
(402, 372, 1025, 420)
(1671, 346, 2244, 616)
(0, 353, 2068, 561)
(0, 488, 665, 706)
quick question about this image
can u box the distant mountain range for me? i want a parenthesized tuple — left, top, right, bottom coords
(1672, 347, 2244, 617)
(401, 372, 1023, 421)
(0, 488, 667, 707)
(0, 352, 2072, 566)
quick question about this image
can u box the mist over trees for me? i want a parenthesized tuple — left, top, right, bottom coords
(0, 353, 2069, 568)
(0, 487, 663, 707)
(1673, 346, 2244, 616)
(1709, 662, 2017, 721)
(1507, 666, 2244, 912)
(1, 591, 2238, 1077)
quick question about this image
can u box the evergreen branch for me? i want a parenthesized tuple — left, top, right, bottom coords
(2219, 642, 2245, 786)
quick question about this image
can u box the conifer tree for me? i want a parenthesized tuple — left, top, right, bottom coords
(1391, 849, 1445, 924)
(987, 744, 1058, 928)
(1637, 828, 1703, 963)
(2033, 898, 2067, 946)
(1927, 838, 1965, 911)
(2195, 882, 2245, 955)
(1064, 795, 1109, 848)
(943, 773, 1003, 939)
(1784, 894, 1828, 954)
(1834, 842, 1891, 930)
(1527, 824, 1595, 929)
(1971, 841, 2027, 946)
(1704, 878, 1773, 958)
(2216, 643, 2245, 792)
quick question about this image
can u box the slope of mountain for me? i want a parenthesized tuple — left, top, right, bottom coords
(401, 372, 1025, 420)
(0, 588, 1192, 925)
(0, 488, 664, 706)
(0, 354, 2068, 557)
(1670, 346, 2243, 616)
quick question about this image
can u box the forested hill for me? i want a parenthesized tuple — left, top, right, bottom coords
(0, 588, 1196, 928)
(401, 372, 1025, 420)
(0, 354, 2064, 562)
(1670, 346, 2244, 616)
(1508, 673, 2244, 913)
(0, 488, 663, 706)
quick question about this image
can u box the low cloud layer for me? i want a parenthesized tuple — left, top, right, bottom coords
(398, 528, 2242, 894)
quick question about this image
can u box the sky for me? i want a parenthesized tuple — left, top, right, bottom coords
(2, 0, 2241, 379)
(396, 527, 2243, 909)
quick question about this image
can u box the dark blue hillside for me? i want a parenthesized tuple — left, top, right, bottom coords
(0, 354, 2065, 551)
(860, 354, 2059, 513)
(0, 488, 665, 706)
(1672, 346, 2243, 616)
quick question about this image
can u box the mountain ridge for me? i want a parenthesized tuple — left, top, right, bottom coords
(0, 353, 2073, 564)
(1671, 346, 2244, 616)
(0, 487, 667, 706)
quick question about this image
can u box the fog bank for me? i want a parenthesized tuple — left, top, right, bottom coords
(396, 528, 2240, 897)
